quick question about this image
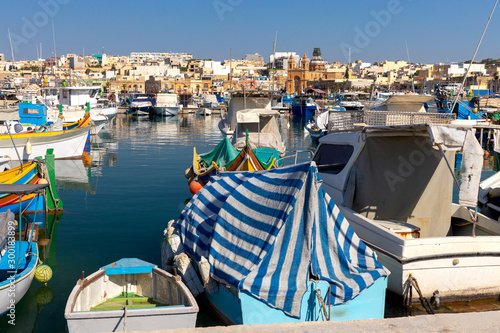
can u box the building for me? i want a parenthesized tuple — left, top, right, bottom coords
(286, 48, 344, 94)
(270, 52, 300, 70)
(69, 56, 85, 70)
(0, 54, 4, 62)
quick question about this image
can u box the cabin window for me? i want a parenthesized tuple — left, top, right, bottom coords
(313, 144, 354, 174)
(89, 89, 98, 98)
(23, 107, 39, 115)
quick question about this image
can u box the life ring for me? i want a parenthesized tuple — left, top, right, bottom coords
(108, 93, 116, 102)
(243, 80, 257, 91)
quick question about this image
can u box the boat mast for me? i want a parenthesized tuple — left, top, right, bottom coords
(451, 0, 498, 112)
(405, 40, 415, 93)
(8, 28, 15, 64)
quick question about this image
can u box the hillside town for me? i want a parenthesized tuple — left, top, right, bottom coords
(1, 48, 499, 97)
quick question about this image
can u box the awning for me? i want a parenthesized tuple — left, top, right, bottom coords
(308, 88, 326, 94)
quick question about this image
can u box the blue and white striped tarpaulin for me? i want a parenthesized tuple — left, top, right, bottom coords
(177, 162, 389, 318)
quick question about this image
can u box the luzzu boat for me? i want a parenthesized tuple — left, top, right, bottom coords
(186, 137, 281, 191)
(65, 258, 198, 333)
(171, 162, 389, 325)
(0, 149, 62, 214)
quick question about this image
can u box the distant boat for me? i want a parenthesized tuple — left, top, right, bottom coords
(435, 84, 483, 120)
(126, 94, 156, 117)
(291, 95, 317, 118)
(218, 91, 273, 137)
(172, 162, 389, 325)
(65, 258, 198, 333)
(335, 92, 364, 111)
(153, 93, 182, 117)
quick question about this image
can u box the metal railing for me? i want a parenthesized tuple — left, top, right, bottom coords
(327, 110, 456, 132)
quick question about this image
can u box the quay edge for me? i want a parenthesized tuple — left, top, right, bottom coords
(118, 310, 500, 333)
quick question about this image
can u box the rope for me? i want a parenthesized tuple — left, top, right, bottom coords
(403, 274, 434, 314)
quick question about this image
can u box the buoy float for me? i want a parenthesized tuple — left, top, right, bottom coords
(484, 150, 490, 157)
(34, 264, 53, 285)
(25, 139, 32, 155)
(243, 80, 257, 91)
(38, 178, 48, 184)
(189, 180, 203, 195)
(184, 166, 194, 179)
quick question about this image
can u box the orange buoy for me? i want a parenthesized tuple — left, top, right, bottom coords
(484, 150, 490, 157)
(189, 180, 203, 195)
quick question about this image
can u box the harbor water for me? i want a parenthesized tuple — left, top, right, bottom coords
(1, 113, 499, 332)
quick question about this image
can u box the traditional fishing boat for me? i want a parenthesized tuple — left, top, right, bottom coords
(170, 162, 388, 325)
(186, 137, 281, 192)
(313, 110, 500, 305)
(65, 258, 198, 333)
(291, 95, 318, 118)
(0, 149, 62, 215)
(0, 205, 41, 315)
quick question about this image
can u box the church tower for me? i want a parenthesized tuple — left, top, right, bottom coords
(288, 53, 296, 70)
(301, 52, 309, 71)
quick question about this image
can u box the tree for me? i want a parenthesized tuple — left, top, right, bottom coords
(345, 68, 349, 79)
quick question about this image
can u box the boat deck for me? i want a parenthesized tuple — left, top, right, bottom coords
(90, 292, 167, 311)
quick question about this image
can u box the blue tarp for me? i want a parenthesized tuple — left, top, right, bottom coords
(177, 162, 389, 318)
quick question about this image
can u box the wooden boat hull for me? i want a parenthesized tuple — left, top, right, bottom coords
(65, 260, 198, 333)
(205, 278, 387, 325)
(0, 242, 38, 316)
(0, 126, 90, 160)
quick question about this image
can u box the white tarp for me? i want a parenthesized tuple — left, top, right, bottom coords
(236, 108, 280, 123)
(459, 129, 484, 207)
(428, 125, 468, 151)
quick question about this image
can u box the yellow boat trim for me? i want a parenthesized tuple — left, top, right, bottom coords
(0, 163, 36, 184)
(0, 126, 88, 140)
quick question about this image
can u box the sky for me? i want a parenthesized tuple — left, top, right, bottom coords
(1, 0, 500, 64)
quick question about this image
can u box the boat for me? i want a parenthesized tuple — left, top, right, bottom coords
(304, 106, 346, 141)
(186, 137, 281, 190)
(170, 162, 389, 325)
(196, 108, 212, 116)
(335, 92, 364, 111)
(312, 109, 500, 305)
(39, 86, 117, 126)
(304, 121, 323, 142)
(230, 108, 286, 158)
(0, 149, 62, 214)
(291, 95, 318, 118)
(153, 93, 182, 116)
(435, 84, 484, 120)
(372, 94, 433, 112)
(0, 204, 42, 315)
(126, 94, 156, 117)
(64, 258, 198, 333)
(218, 91, 273, 137)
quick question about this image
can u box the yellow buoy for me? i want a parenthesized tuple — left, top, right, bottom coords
(38, 178, 48, 184)
(35, 264, 53, 284)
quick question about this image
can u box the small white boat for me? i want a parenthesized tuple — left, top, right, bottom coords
(196, 108, 212, 116)
(65, 258, 198, 333)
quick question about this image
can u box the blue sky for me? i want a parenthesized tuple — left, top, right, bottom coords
(2, 0, 500, 64)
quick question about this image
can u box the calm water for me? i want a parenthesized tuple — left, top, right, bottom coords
(1, 113, 499, 332)
(0, 113, 317, 333)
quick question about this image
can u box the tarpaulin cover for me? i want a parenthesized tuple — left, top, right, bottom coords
(198, 137, 240, 168)
(177, 162, 388, 317)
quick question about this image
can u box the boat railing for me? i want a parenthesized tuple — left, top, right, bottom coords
(275, 150, 313, 167)
(327, 110, 457, 132)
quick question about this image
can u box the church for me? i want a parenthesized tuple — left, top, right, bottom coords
(286, 48, 344, 94)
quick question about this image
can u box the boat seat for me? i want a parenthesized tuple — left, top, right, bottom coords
(374, 220, 421, 239)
